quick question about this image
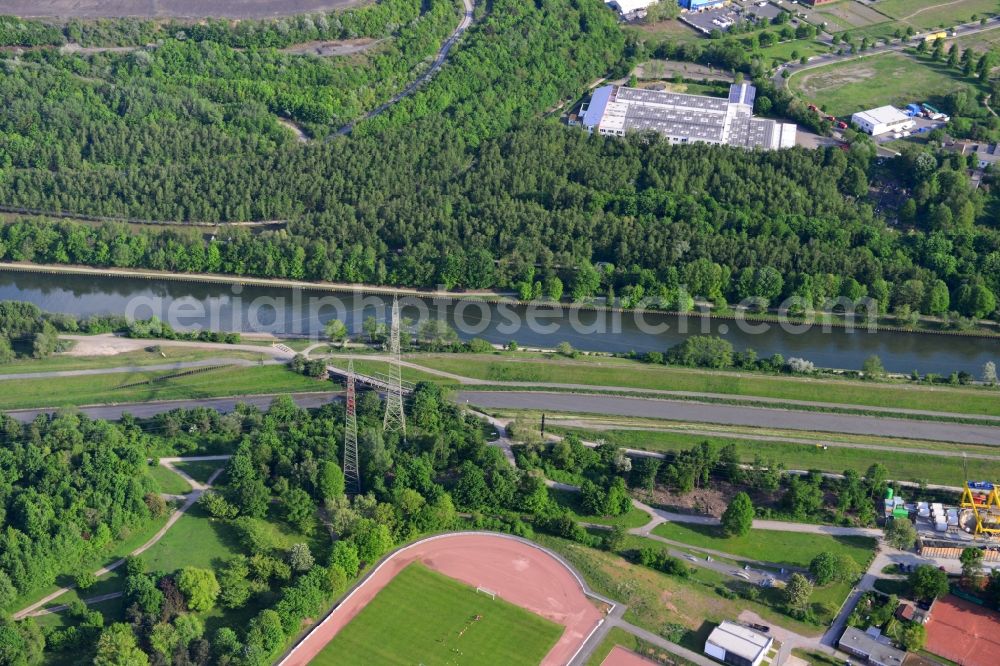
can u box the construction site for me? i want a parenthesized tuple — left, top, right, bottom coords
(889, 482, 1000, 562)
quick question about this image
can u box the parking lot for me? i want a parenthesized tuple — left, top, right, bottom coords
(682, 0, 788, 35)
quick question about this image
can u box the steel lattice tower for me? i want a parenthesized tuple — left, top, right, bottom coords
(343, 359, 361, 494)
(382, 296, 406, 441)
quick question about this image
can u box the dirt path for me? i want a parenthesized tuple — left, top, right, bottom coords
(277, 118, 310, 143)
(279, 532, 611, 666)
(899, 0, 966, 21)
(13, 458, 228, 620)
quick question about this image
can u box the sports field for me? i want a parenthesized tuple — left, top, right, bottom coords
(924, 594, 1000, 666)
(311, 563, 562, 665)
(791, 53, 974, 116)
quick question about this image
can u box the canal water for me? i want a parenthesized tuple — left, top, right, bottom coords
(0, 270, 997, 375)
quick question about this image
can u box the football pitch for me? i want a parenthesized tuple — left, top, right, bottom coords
(311, 563, 564, 665)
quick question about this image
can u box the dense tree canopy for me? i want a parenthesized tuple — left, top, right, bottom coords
(0, 0, 997, 321)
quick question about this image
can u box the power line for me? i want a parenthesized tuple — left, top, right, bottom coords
(343, 359, 360, 495)
(382, 295, 406, 442)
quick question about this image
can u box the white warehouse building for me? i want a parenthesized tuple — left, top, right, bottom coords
(851, 105, 915, 136)
(580, 83, 797, 150)
(704, 621, 773, 666)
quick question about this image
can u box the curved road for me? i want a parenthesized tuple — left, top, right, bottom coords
(458, 390, 1000, 446)
(333, 0, 475, 136)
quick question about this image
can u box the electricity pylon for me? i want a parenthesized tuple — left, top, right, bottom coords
(343, 359, 360, 495)
(382, 296, 406, 442)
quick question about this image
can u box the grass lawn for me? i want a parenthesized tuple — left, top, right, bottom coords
(790, 52, 978, 116)
(173, 460, 226, 485)
(137, 503, 244, 573)
(0, 347, 267, 375)
(409, 352, 1000, 417)
(621, 535, 851, 625)
(626, 18, 704, 44)
(0, 364, 331, 410)
(875, 0, 998, 29)
(139, 503, 328, 574)
(873, 578, 910, 596)
(535, 534, 823, 647)
(759, 39, 832, 64)
(650, 522, 875, 569)
(792, 648, 844, 665)
(586, 626, 699, 666)
(146, 464, 192, 495)
(324, 357, 458, 386)
(312, 562, 563, 666)
(548, 488, 651, 529)
(554, 427, 1000, 486)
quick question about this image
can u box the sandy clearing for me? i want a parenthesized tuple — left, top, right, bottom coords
(281, 532, 607, 666)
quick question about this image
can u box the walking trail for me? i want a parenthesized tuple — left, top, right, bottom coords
(13, 455, 231, 619)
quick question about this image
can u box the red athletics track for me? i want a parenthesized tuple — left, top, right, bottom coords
(280, 532, 609, 666)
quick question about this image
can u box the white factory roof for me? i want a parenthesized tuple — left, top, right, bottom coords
(706, 621, 772, 661)
(606, 0, 658, 13)
(852, 105, 909, 125)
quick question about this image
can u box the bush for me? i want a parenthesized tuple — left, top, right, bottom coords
(75, 572, 97, 591)
(666, 335, 734, 368)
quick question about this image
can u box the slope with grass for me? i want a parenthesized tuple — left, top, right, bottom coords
(650, 522, 875, 569)
(0, 364, 330, 410)
(549, 488, 651, 529)
(536, 535, 823, 649)
(408, 353, 1000, 417)
(311, 563, 563, 666)
(554, 427, 1000, 486)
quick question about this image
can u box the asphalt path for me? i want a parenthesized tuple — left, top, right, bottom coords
(458, 391, 1000, 446)
(4, 391, 341, 423)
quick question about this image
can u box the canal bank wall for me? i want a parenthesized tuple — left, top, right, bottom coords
(1, 260, 998, 341)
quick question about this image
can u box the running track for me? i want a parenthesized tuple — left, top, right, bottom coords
(279, 532, 611, 666)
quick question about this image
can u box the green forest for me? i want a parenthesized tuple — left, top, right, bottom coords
(0, 0, 997, 323)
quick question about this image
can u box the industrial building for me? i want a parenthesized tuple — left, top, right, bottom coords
(679, 0, 727, 10)
(838, 627, 908, 666)
(704, 621, 773, 666)
(851, 106, 915, 136)
(605, 0, 659, 18)
(580, 83, 797, 150)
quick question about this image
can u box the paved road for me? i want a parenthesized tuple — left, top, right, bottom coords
(774, 16, 1000, 87)
(4, 391, 341, 423)
(333, 0, 475, 135)
(459, 391, 1000, 446)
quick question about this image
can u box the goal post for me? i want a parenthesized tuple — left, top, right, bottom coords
(476, 586, 497, 600)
